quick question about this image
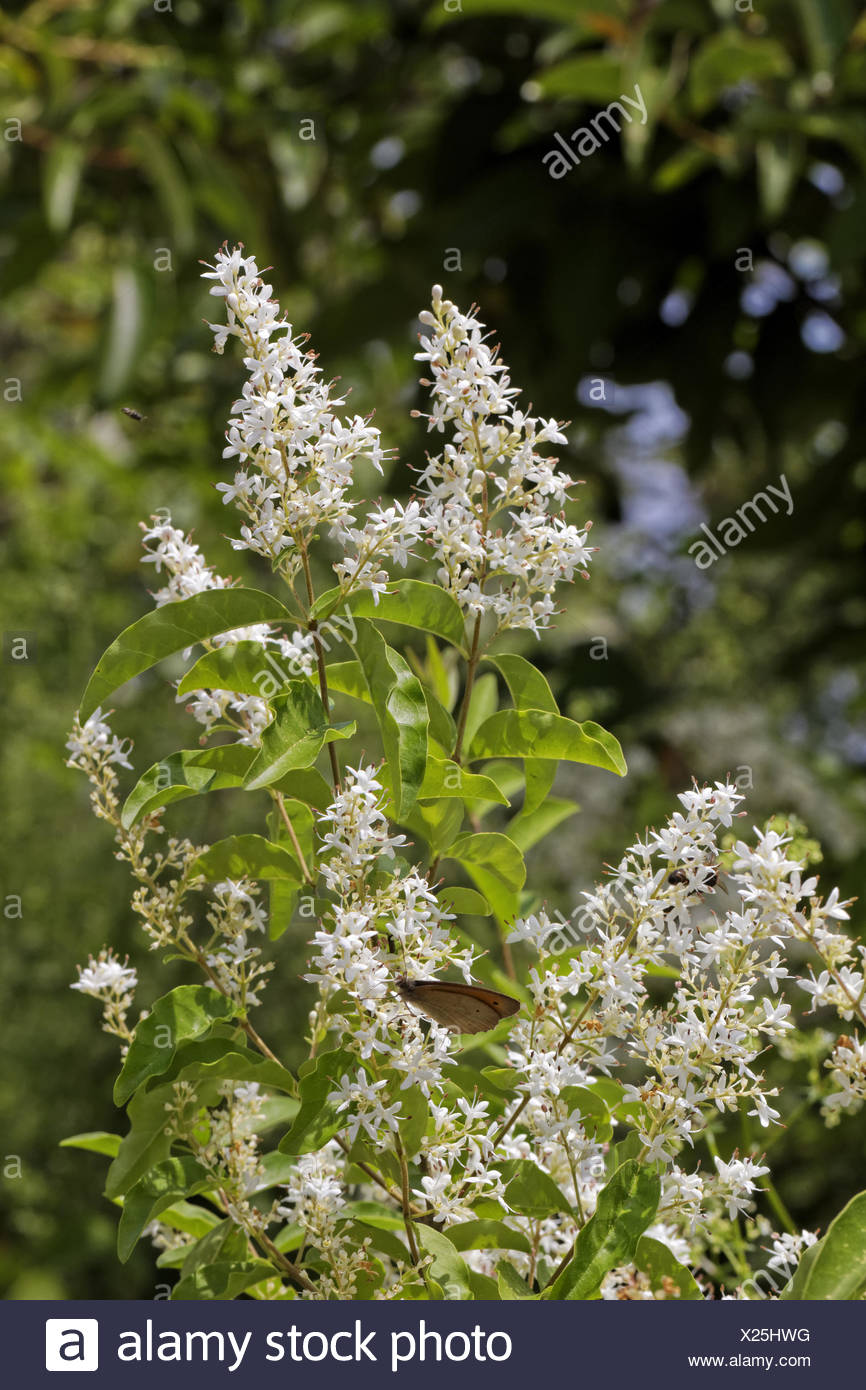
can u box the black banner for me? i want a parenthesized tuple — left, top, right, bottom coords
(3, 1298, 849, 1388)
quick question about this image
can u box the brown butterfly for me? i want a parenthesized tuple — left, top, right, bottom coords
(396, 976, 520, 1034)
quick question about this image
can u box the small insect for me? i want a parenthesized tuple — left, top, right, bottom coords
(121, 406, 146, 421)
(396, 976, 520, 1035)
(668, 865, 718, 890)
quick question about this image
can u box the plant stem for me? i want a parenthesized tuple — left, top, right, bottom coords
(333, 1134, 410, 1210)
(191, 946, 283, 1064)
(542, 1234, 577, 1292)
(257, 1231, 317, 1293)
(300, 542, 341, 792)
(452, 614, 482, 765)
(273, 791, 314, 883)
(395, 1138, 422, 1267)
(763, 1174, 798, 1236)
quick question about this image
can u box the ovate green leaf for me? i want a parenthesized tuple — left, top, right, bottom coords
(114, 986, 242, 1104)
(121, 745, 255, 829)
(469, 709, 626, 778)
(349, 619, 428, 818)
(243, 683, 355, 790)
(81, 589, 294, 720)
(546, 1160, 661, 1299)
(191, 834, 303, 884)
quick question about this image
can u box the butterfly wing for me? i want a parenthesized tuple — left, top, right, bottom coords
(397, 979, 519, 1034)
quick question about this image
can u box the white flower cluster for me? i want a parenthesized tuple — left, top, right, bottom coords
(70, 950, 138, 998)
(491, 783, 857, 1277)
(201, 246, 422, 601)
(204, 879, 273, 1008)
(276, 1143, 373, 1298)
(765, 1228, 818, 1281)
(299, 765, 511, 1240)
(66, 706, 133, 785)
(414, 286, 594, 636)
(70, 948, 138, 1048)
(822, 1033, 866, 1123)
(165, 1078, 269, 1235)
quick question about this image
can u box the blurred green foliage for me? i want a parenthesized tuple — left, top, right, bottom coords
(1, 0, 865, 1297)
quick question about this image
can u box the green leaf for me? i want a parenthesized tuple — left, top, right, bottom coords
(485, 653, 558, 714)
(342, 1200, 405, 1231)
(130, 123, 195, 252)
(60, 1131, 122, 1158)
(523, 760, 557, 817)
(349, 619, 429, 818)
(172, 1260, 276, 1300)
(121, 745, 256, 829)
(547, 1160, 661, 1299)
(100, 264, 144, 398)
(401, 798, 464, 856)
(481, 1065, 522, 1091)
(497, 1262, 537, 1299)
(80, 589, 294, 720)
(485, 654, 558, 815)
(118, 1157, 212, 1262)
(468, 1270, 500, 1299)
(279, 1048, 357, 1154)
(508, 797, 579, 852)
(500, 1159, 573, 1218)
(461, 673, 499, 754)
(424, 690, 457, 749)
(191, 834, 303, 883)
(418, 756, 509, 806)
(177, 640, 278, 698)
(154, 1201, 222, 1244)
(253, 1151, 306, 1192)
(343, 1218, 410, 1267)
(690, 32, 792, 115)
(243, 683, 355, 790)
(634, 1236, 703, 1300)
(324, 659, 370, 704)
(756, 135, 801, 221)
(114, 986, 242, 1105)
(447, 1220, 531, 1254)
(469, 709, 626, 778)
(436, 886, 491, 917)
(558, 1086, 613, 1142)
(43, 139, 85, 234)
(423, 633, 456, 710)
(608, 1131, 643, 1172)
(396, 1082, 428, 1159)
(416, 1227, 474, 1299)
(105, 1083, 192, 1199)
(270, 767, 334, 811)
(781, 1191, 866, 1300)
(162, 1040, 297, 1097)
(314, 579, 467, 650)
(178, 1219, 249, 1276)
(432, 0, 602, 21)
(267, 799, 315, 939)
(445, 831, 526, 927)
(535, 53, 625, 102)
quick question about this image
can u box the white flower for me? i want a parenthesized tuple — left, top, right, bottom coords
(318, 765, 407, 891)
(71, 950, 138, 998)
(713, 1155, 770, 1219)
(200, 246, 392, 585)
(414, 286, 594, 636)
(65, 708, 133, 772)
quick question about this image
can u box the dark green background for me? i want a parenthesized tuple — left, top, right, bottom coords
(1, 0, 864, 1297)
